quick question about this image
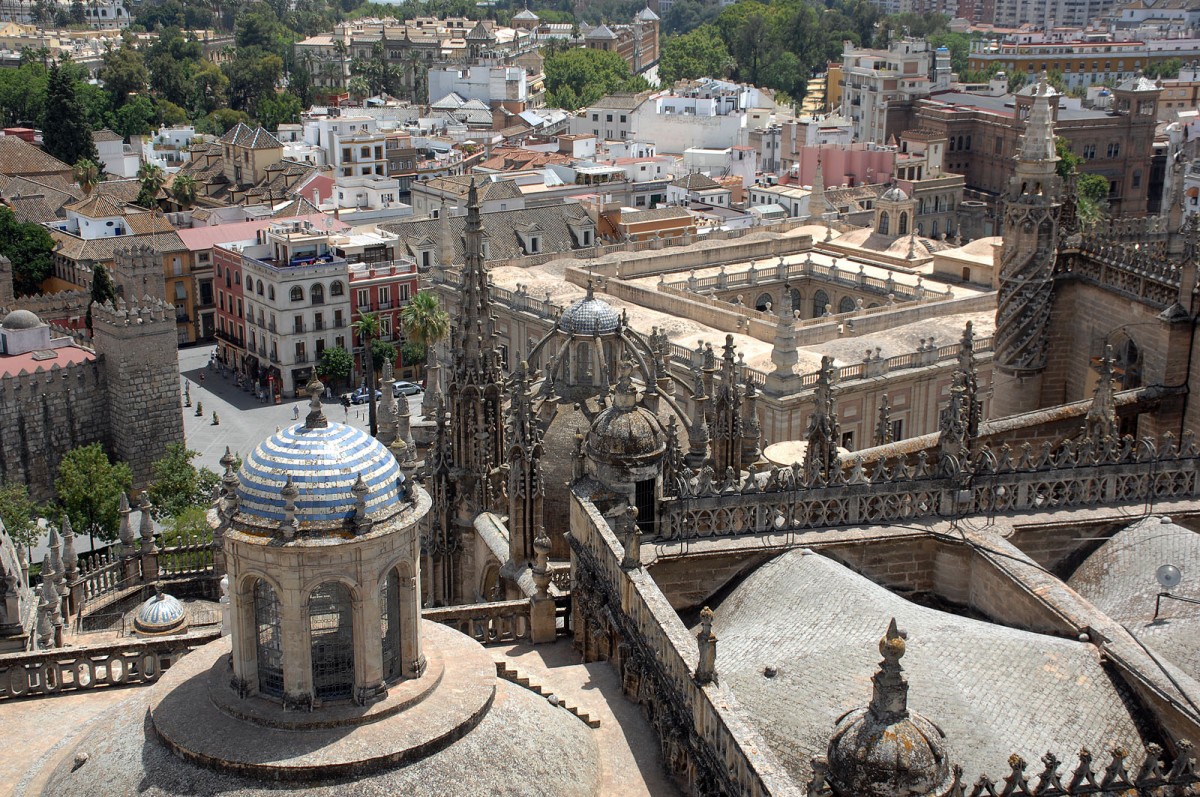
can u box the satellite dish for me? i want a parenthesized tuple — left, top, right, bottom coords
(1157, 564, 1183, 589)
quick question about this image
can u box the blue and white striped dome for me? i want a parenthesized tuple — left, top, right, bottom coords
(237, 422, 402, 529)
(133, 591, 188, 636)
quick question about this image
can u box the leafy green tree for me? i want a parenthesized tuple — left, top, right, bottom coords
(659, 25, 733, 85)
(114, 94, 157, 138)
(158, 99, 189, 127)
(190, 61, 230, 118)
(316, 345, 353, 388)
(42, 61, 98, 167)
(399, 290, 450, 347)
(544, 48, 648, 110)
(347, 75, 370, 103)
(0, 62, 50, 127)
(161, 506, 211, 549)
(352, 312, 383, 436)
(399, 340, 426, 367)
(1055, 136, 1081, 180)
(1146, 58, 1181, 79)
(0, 207, 56, 296)
(223, 49, 284, 115)
(0, 481, 41, 552)
(76, 82, 114, 130)
(370, 338, 397, 372)
(927, 31, 971, 75)
(54, 443, 132, 547)
(196, 108, 251, 135)
(147, 443, 219, 519)
(256, 92, 302, 130)
(100, 43, 149, 108)
(86, 262, 117, 333)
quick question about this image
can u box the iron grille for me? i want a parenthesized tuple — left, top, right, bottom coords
(309, 582, 354, 701)
(380, 570, 401, 682)
(254, 580, 284, 698)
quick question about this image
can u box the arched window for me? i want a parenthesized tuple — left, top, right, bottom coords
(380, 569, 401, 682)
(789, 288, 801, 313)
(962, 267, 971, 282)
(254, 580, 283, 698)
(898, 213, 909, 236)
(235, 272, 241, 285)
(878, 212, 890, 236)
(932, 221, 939, 238)
(256, 280, 264, 296)
(225, 273, 232, 288)
(754, 292, 773, 312)
(290, 286, 304, 302)
(813, 289, 830, 317)
(330, 281, 345, 297)
(268, 286, 275, 301)
(838, 296, 856, 314)
(311, 283, 325, 305)
(309, 582, 354, 701)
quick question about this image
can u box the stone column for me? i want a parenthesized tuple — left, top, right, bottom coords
(529, 535, 556, 644)
(139, 492, 159, 584)
(281, 592, 313, 707)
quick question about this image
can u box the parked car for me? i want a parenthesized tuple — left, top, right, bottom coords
(350, 387, 382, 404)
(392, 381, 423, 397)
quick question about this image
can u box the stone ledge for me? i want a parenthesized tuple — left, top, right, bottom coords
(149, 621, 496, 781)
(208, 647, 446, 730)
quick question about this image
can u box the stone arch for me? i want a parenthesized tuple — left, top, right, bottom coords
(754, 292, 773, 312)
(812, 290, 829, 318)
(789, 288, 801, 312)
(480, 561, 501, 601)
(1110, 332, 1143, 390)
(330, 280, 345, 297)
(290, 285, 304, 302)
(838, 296, 856, 314)
(379, 567, 402, 682)
(255, 279, 264, 296)
(898, 212, 909, 236)
(878, 211, 890, 236)
(268, 285, 275, 301)
(309, 581, 355, 701)
(311, 283, 325, 305)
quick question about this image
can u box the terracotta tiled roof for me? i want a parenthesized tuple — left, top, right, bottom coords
(64, 193, 129, 219)
(0, 136, 71, 177)
(218, 122, 282, 150)
(51, 229, 187, 263)
(124, 211, 178, 234)
(93, 128, 123, 143)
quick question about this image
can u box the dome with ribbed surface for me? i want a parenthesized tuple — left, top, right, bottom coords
(559, 282, 620, 336)
(237, 422, 402, 530)
(133, 590, 188, 636)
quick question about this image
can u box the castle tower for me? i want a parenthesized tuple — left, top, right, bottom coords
(992, 75, 1061, 419)
(112, 244, 167, 305)
(91, 298, 184, 488)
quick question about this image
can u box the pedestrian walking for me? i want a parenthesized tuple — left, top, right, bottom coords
(292, 405, 300, 420)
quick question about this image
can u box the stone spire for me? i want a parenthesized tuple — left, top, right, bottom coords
(118, 492, 134, 557)
(939, 370, 969, 470)
(685, 366, 711, 469)
(48, 524, 64, 602)
(740, 375, 762, 466)
(506, 361, 545, 565)
(377, 358, 398, 445)
(711, 335, 744, 474)
(61, 515, 77, 586)
(303, 371, 328, 429)
(447, 179, 506, 517)
(766, 283, 799, 396)
(957, 321, 982, 440)
(1084, 344, 1119, 443)
(993, 73, 1062, 418)
(874, 395, 893, 447)
(278, 475, 298, 539)
(809, 155, 831, 219)
(138, 490, 159, 582)
(438, 194, 453, 267)
(804, 356, 841, 483)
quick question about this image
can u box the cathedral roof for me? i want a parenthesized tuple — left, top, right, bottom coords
(237, 422, 403, 530)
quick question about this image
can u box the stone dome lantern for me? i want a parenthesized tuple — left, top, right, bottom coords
(585, 358, 667, 533)
(824, 619, 951, 797)
(216, 373, 430, 707)
(537, 279, 627, 393)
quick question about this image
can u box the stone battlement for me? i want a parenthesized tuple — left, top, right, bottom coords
(90, 296, 174, 329)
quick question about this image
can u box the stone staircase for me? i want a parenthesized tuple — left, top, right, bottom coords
(495, 661, 600, 728)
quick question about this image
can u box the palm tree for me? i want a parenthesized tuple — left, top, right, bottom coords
(399, 289, 450, 347)
(72, 158, 101, 197)
(347, 75, 369, 105)
(171, 174, 198, 209)
(135, 162, 166, 209)
(352, 311, 383, 437)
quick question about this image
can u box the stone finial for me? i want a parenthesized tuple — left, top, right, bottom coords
(875, 395, 893, 447)
(61, 515, 77, 582)
(804, 356, 841, 483)
(620, 505, 641, 569)
(118, 492, 135, 555)
(279, 475, 299, 539)
(1085, 344, 1119, 443)
(48, 524, 64, 594)
(695, 605, 718, 685)
(532, 533, 551, 598)
(303, 371, 328, 429)
(138, 491, 156, 547)
(869, 618, 909, 722)
(352, 473, 373, 534)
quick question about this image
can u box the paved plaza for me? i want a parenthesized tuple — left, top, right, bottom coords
(178, 345, 421, 474)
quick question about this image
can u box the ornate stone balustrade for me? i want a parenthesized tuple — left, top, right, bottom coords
(421, 599, 532, 645)
(663, 257, 953, 303)
(0, 629, 220, 700)
(657, 433, 1199, 540)
(1060, 236, 1182, 307)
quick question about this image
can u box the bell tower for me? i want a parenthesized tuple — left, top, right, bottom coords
(993, 76, 1061, 418)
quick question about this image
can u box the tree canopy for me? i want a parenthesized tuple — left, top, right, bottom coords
(399, 291, 450, 347)
(147, 443, 220, 520)
(659, 26, 733, 85)
(317, 345, 354, 385)
(544, 48, 649, 110)
(43, 60, 99, 167)
(53, 443, 132, 545)
(0, 481, 41, 551)
(0, 207, 56, 297)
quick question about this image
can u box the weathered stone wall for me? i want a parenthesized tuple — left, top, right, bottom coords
(0, 359, 108, 501)
(91, 299, 183, 489)
(648, 549, 775, 610)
